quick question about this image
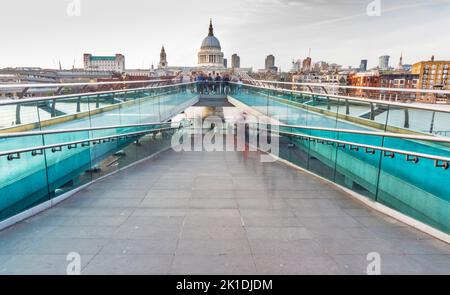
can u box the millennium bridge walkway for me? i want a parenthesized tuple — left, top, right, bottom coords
(0, 80, 449, 274)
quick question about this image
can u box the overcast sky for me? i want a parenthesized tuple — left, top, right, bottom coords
(0, 0, 449, 71)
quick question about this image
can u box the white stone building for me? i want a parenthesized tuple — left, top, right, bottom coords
(83, 54, 125, 73)
(197, 20, 225, 69)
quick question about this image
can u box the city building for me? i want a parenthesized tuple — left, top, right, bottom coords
(124, 69, 152, 78)
(0, 67, 114, 98)
(348, 70, 420, 101)
(231, 54, 241, 69)
(265, 54, 275, 70)
(360, 59, 368, 72)
(83, 54, 125, 72)
(223, 58, 228, 68)
(198, 19, 225, 68)
(158, 46, 168, 69)
(412, 56, 450, 90)
(380, 73, 419, 89)
(292, 70, 348, 95)
(314, 61, 328, 72)
(379, 55, 390, 70)
(347, 71, 381, 98)
(302, 57, 312, 72)
(290, 59, 302, 73)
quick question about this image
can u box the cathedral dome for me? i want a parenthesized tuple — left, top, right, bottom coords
(200, 19, 221, 50)
(201, 35, 221, 50)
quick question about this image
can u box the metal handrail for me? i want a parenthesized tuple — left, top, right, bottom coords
(256, 127, 450, 168)
(231, 82, 450, 114)
(276, 124, 450, 144)
(0, 126, 178, 158)
(0, 82, 196, 106)
(252, 79, 450, 95)
(0, 79, 172, 90)
(0, 122, 172, 139)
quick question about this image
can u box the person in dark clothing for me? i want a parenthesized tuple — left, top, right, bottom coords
(214, 73, 222, 94)
(222, 74, 230, 94)
(196, 74, 205, 94)
(195, 74, 202, 94)
(206, 73, 213, 94)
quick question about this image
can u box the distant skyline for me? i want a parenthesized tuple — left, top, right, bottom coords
(1, 0, 449, 71)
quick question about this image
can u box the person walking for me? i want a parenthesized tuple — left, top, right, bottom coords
(237, 76, 244, 94)
(196, 73, 205, 94)
(222, 74, 230, 95)
(214, 73, 222, 94)
(207, 73, 213, 94)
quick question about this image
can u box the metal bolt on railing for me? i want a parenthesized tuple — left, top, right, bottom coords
(350, 145, 360, 151)
(7, 153, 20, 161)
(51, 146, 62, 153)
(434, 160, 449, 170)
(31, 149, 44, 156)
(365, 147, 376, 154)
(406, 155, 419, 163)
(383, 151, 395, 158)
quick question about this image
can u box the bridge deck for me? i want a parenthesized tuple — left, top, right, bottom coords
(0, 148, 449, 274)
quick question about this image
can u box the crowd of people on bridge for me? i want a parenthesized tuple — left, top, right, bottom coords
(192, 72, 243, 95)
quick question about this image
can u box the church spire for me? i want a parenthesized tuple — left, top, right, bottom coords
(208, 19, 214, 36)
(397, 51, 403, 70)
(159, 45, 167, 69)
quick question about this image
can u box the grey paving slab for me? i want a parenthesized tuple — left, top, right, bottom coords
(183, 216, 243, 227)
(186, 209, 241, 217)
(176, 239, 252, 255)
(239, 209, 296, 217)
(293, 207, 348, 217)
(87, 198, 145, 208)
(234, 189, 273, 199)
(61, 216, 129, 227)
(191, 189, 235, 199)
(145, 189, 192, 199)
(246, 227, 313, 241)
(242, 216, 304, 227)
(248, 239, 326, 256)
(181, 226, 247, 240)
(331, 254, 435, 275)
(296, 216, 363, 228)
(253, 254, 345, 275)
(113, 224, 182, 240)
(0, 255, 11, 266)
(124, 216, 185, 227)
(171, 254, 256, 275)
(408, 255, 450, 274)
(140, 197, 190, 208)
(237, 198, 288, 209)
(0, 254, 94, 275)
(99, 239, 179, 255)
(132, 208, 188, 217)
(308, 227, 376, 240)
(82, 254, 173, 275)
(0, 148, 449, 275)
(316, 237, 403, 255)
(189, 198, 238, 209)
(45, 225, 119, 239)
(22, 238, 108, 255)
